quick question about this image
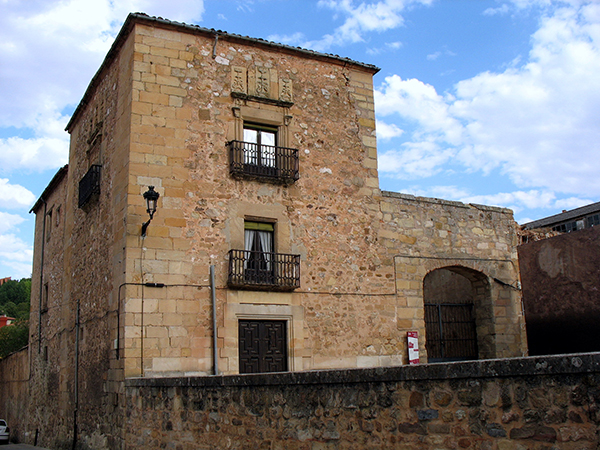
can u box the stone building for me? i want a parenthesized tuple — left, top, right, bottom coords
(24, 13, 526, 449)
(519, 202, 600, 356)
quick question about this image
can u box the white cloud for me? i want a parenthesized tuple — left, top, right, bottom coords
(0, 213, 32, 278)
(0, 212, 26, 234)
(375, 2, 600, 197)
(367, 40, 404, 55)
(0, 181, 36, 209)
(460, 190, 559, 211)
(0, 113, 69, 173)
(378, 141, 455, 179)
(462, 191, 594, 219)
(267, 32, 306, 46)
(375, 75, 464, 145)
(376, 121, 404, 140)
(0, 233, 33, 279)
(483, 4, 511, 16)
(302, 0, 433, 51)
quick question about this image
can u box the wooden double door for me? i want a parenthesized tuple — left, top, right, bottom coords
(239, 320, 288, 374)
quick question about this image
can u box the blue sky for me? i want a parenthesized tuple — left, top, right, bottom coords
(1, 0, 598, 279)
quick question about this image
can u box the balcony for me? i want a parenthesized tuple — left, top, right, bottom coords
(228, 140, 299, 184)
(228, 249, 300, 291)
(78, 164, 101, 208)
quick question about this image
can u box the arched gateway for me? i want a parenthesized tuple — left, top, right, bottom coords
(424, 266, 495, 362)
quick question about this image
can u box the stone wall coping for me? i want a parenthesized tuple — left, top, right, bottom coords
(382, 191, 512, 215)
(126, 353, 600, 389)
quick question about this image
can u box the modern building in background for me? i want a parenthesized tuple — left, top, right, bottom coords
(15, 13, 526, 448)
(522, 201, 600, 233)
(0, 316, 15, 329)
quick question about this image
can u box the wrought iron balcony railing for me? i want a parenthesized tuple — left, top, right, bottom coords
(228, 249, 300, 291)
(228, 140, 299, 183)
(78, 164, 102, 208)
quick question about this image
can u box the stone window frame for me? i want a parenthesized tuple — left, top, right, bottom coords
(222, 302, 305, 374)
(55, 205, 61, 228)
(244, 218, 276, 253)
(231, 105, 292, 149)
(228, 202, 291, 255)
(45, 208, 53, 243)
(242, 122, 279, 168)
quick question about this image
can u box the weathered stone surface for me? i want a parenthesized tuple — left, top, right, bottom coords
(417, 409, 439, 421)
(458, 388, 482, 407)
(122, 354, 600, 449)
(409, 391, 425, 408)
(434, 390, 454, 407)
(486, 423, 507, 438)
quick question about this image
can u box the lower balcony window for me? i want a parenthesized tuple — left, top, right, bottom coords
(228, 249, 300, 291)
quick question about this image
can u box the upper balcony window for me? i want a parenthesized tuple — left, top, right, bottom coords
(244, 124, 277, 168)
(78, 164, 101, 208)
(229, 123, 299, 184)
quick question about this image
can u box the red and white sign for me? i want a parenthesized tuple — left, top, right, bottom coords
(407, 331, 419, 365)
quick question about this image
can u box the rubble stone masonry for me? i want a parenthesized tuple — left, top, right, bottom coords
(125, 353, 600, 449)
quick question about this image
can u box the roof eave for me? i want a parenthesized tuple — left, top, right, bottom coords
(30, 165, 69, 214)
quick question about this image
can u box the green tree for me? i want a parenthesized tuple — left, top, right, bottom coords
(1, 301, 17, 318)
(0, 278, 31, 320)
(0, 319, 29, 358)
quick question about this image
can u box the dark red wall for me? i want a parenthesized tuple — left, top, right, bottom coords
(518, 226, 600, 355)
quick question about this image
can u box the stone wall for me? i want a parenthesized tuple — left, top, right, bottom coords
(379, 192, 527, 360)
(28, 164, 74, 447)
(0, 347, 29, 443)
(519, 226, 600, 355)
(125, 353, 600, 449)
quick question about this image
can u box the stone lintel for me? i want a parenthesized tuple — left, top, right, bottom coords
(231, 92, 293, 108)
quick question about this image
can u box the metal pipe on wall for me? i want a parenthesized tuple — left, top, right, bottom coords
(72, 299, 80, 450)
(37, 199, 47, 353)
(210, 265, 219, 376)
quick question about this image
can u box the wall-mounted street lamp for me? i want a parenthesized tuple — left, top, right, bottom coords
(141, 186, 160, 237)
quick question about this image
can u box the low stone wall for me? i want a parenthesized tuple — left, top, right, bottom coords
(0, 347, 29, 443)
(125, 353, 600, 449)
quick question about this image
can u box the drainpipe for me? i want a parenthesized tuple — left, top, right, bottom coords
(37, 199, 47, 353)
(72, 299, 80, 450)
(212, 32, 219, 59)
(210, 265, 219, 375)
